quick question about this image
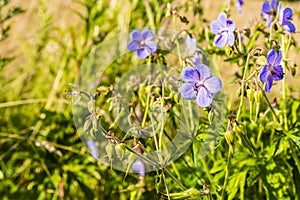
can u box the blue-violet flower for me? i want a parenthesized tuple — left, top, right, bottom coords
(210, 12, 235, 48)
(261, 0, 278, 27)
(278, 3, 296, 33)
(128, 29, 157, 59)
(259, 49, 284, 92)
(236, 0, 244, 14)
(180, 64, 222, 107)
(132, 158, 145, 177)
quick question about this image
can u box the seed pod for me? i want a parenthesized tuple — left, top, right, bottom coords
(254, 90, 262, 105)
(105, 143, 114, 161)
(115, 143, 126, 160)
(247, 88, 255, 102)
(225, 130, 235, 146)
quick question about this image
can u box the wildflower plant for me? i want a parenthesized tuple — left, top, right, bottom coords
(2, 0, 300, 199)
(65, 0, 300, 199)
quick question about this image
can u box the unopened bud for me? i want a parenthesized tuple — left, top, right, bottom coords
(256, 56, 268, 66)
(115, 143, 126, 160)
(105, 143, 114, 161)
(225, 130, 235, 146)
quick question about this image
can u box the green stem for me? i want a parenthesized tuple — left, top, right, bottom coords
(236, 54, 250, 122)
(164, 168, 187, 190)
(221, 149, 232, 200)
(281, 34, 288, 131)
(200, 158, 221, 199)
(260, 86, 281, 125)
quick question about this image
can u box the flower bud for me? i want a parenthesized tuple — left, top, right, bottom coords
(115, 143, 126, 160)
(105, 143, 114, 161)
(256, 56, 268, 66)
(225, 130, 235, 146)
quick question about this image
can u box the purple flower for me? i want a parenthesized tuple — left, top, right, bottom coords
(278, 3, 296, 33)
(261, 0, 278, 27)
(132, 158, 145, 177)
(180, 64, 222, 107)
(86, 139, 99, 159)
(259, 49, 284, 93)
(210, 12, 235, 48)
(127, 29, 157, 59)
(236, 0, 244, 14)
(185, 36, 200, 65)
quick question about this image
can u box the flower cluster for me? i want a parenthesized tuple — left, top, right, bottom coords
(180, 36, 222, 107)
(210, 12, 235, 48)
(261, 0, 296, 33)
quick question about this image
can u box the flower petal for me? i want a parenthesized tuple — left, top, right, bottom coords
(262, 1, 272, 14)
(196, 64, 212, 81)
(260, 65, 269, 83)
(130, 30, 143, 41)
(271, 0, 277, 10)
(186, 36, 196, 52)
(272, 65, 284, 81)
(204, 76, 222, 94)
(265, 74, 273, 93)
(210, 20, 223, 34)
(218, 12, 228, 27)
(227, 32, 235, 46)
(227, 20, 235, 32)
(214, 33, 228, 48)
(182, 67, 200, 82)
(141, 29, 154, 40)
(196, 87, 213, 107)
(180, 83, 197, 100)
(282, 21, 296, 33)
(144, 41, 157, 53)
(267, 49, 281, 66)
(283, 7, 293, 21)
(137, 48, 149, 59)
(128, 41, 140, 51)
(265, 15, 273, 27)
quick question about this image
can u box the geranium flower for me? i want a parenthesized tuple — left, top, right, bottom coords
(127, 29, 157, 59)
(259, 49, 284, 92)
(210, 12, 235, 48)
(180, 64, 222, 107)
(236, 0, 244, 14)
(278, 3, 296, 33)
(261, 0, 278, 27)
(132, 158, 145, 177)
